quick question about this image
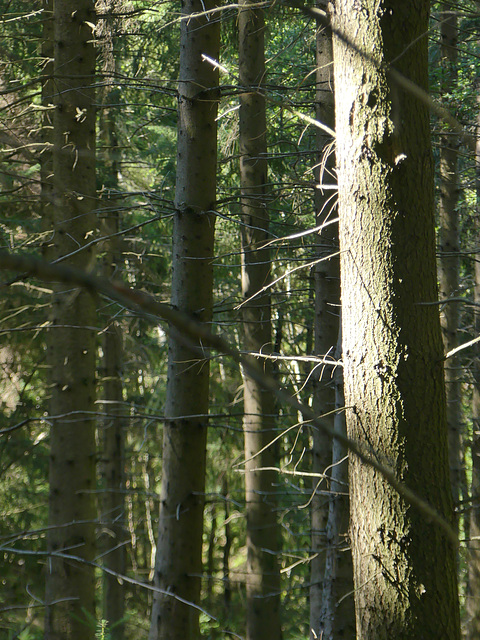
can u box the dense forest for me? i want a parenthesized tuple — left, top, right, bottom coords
(1, 0, 479, 638)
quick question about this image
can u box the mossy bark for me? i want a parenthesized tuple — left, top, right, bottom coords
(333, 0, 460, 637)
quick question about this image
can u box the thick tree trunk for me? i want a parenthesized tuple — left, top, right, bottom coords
(438, 2, 461, 516)
(239, 3, 282, 639)
(44, 2, 98, 639)
(466, 76, 480, 640)
(333, 1, 460, 638)
(148, 2, 219, 639)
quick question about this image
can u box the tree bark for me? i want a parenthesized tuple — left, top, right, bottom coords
(309, 4, 341, 637)
(239, 3, 282, 639)
(148, 2, 219, 638)
(466, 74, 480, 640)
(319, 329, 355, 639)
(333, 0, 460, 637)
(99, 318, 126, 639)
(437, 1, 461, 517)
(97, 7, 126, 634)
(44, 2, 98, 639)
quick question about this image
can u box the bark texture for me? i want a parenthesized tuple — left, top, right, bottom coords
(148, 2, 219, 639)
(44, 2, 97, 639)
(239, 3, 282, 638)
(333, 0, 460, 637)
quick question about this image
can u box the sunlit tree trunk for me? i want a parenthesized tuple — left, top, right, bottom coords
(438, 2, 461, 518)
(239, 3, 282, 638)
(44, 1, 98, 638)
(466, 74, 480, 640)
(148, 2, 219, 638)
(333, 0, 460, 637)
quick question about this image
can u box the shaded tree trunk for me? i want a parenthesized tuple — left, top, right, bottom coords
(239, 2, 282, 639)
(222, 477, 232, 617)
(97, 6, 126, 634)
(40, 0, 54, 252)
(99, 317, 126, 639)
(333, 0, 460, 637)
(437, 1, 461, 518)
(148, 2, 219, 638)
(44, 1, 98, 639)
(319, 329, 355, 639)
(466, 74, 480, 640)
(309, 4, 340, 637)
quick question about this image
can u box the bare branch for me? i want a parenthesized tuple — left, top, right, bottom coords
(0, 251, 458, 546)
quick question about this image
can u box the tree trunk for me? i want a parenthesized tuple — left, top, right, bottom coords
(466, 75, 480, 640)
(222, 477, 232, 617)
(99, 318, 126, 639)
(309, 4, 341, 637)
(148, 2, 219, 638)
(437, 2, 461, 518)
(44, 2, 98, 639)
(97, 8, 126, 633)
(319, 329, 355, 639)
(239, 3, 282, 639)
(40, 0, 54, 255)
(333, 0, 460, 637)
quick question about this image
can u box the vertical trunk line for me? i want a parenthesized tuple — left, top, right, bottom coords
(239, 2, 282, 639)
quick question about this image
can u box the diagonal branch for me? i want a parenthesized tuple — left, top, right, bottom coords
(0, 250, 458, 546)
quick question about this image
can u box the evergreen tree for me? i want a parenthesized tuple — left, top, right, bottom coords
(333, 0, 460, 636)
(238, 1, 282, 638)
(148, 2, 220, 638)
(44, 1, 98, 638)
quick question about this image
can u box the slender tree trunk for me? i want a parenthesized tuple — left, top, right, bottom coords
(97, 9, 126, 632)
(40, 0, 54, 253)
(99, 195, 126, 639)
(466, 75, 480, 640)
(206, 503, 217, 604)
(148, 2, 219, 638)
(333, 1, 460, 637)
(319, 328, 355, 639)
(309, 5, 339, 637)
(438, 2, 461, 517)
(99, 318, 126, 638)
(222, 477, 232, 617)
(239, 3, 282, 639)
(44, 2, 98, 639)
